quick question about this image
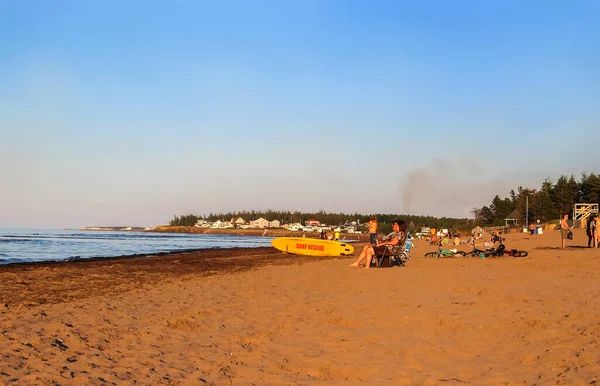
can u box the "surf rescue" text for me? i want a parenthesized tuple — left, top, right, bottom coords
(296, 243, 325, 251)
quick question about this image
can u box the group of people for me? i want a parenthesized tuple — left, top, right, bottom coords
(346, 213, 599, 266)
(320, 229, 339, 241)
(560, 212, 600, 249)
(349, 218, 407, 269)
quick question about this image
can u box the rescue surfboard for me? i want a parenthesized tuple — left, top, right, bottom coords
(271, 237, 355, 257)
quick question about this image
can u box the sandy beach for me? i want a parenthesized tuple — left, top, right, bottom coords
(0, 229, 598, 385)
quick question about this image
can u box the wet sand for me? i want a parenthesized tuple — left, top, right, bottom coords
(0, 229, 598, 385)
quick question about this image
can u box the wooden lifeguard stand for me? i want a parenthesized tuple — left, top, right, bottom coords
(573, 203, 599, 228)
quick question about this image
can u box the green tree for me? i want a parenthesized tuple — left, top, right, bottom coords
(532, 178, 558, 222)
(552, 176, 574, 216)
(490, 195, 514, 224)
(580, 173, 600, 203)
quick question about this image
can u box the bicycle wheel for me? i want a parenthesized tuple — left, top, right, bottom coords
(424, 252, 438, 258)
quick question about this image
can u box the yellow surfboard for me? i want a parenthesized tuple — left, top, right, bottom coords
(271, 237, 355, 257)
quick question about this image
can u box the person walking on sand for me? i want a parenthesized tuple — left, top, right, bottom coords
(367, 216, 379, 245)
(560, 214, 572, 250)
(349, 219, 406, 269)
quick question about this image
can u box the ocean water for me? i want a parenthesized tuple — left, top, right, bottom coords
(0, 229, 274, 265)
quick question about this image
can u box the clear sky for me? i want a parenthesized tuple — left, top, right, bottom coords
(1, 0, 599, 228)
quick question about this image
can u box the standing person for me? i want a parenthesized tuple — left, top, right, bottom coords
(586, 214, 596, 248)
(367, 216, 379, 245)
(349, 219, 406, 269)
(592, 215, 600, 248)
(560, 214, 572, 250)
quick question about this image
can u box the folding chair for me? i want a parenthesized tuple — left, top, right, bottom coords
(374, 236, 411, 268)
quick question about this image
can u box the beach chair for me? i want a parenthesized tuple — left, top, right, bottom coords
(374, 236, 411, 268)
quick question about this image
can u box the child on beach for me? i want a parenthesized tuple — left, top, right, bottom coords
(367, 216, 379, 244)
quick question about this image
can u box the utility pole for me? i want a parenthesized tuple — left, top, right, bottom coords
(525, 195, 529, 229)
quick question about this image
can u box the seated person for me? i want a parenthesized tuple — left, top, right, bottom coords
(491, 230, 502, 243)
(349, 219, 407, 269)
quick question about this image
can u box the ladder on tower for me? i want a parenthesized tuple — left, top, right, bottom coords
(573, 203, 599, 228)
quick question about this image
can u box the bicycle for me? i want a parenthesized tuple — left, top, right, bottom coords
(495, 244, 528, 257)
(463, 246, 496, 258)
(466, 244, 528, 258)
(424, 246, 466, 258)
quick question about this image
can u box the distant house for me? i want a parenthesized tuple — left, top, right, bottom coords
(211, 220, 223, 228)
(505, 209, 521, 226)
(288, 223, 304, 231)
(231, 217, 246, 225)
(269, 219, 280, 228)
(195, 220, 212, 228)
(305, 219, 320, 226)
(250, 217, 269, 228)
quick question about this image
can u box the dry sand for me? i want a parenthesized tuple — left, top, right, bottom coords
(0, 229, 598, 385)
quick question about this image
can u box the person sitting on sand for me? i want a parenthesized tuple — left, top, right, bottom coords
(349, 219, 406, 269)
(491, 230, 502, 244)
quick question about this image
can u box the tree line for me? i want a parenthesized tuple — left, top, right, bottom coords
(472, 173, 600, 226)
(169, 209, 471, 233)
(169, 172, 600, 231)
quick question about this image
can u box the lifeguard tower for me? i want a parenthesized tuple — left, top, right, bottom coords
(573, 203, 599, 228)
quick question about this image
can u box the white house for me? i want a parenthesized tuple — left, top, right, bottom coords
(195, 220, 212, 228)
(269, 219, 280, 228)
(231, 217, 246, 225)
(250, 217, 270, 228)
(288, 222, 304, 231)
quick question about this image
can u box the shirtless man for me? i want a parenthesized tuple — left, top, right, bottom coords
(349, 219, 406, 268)
(560, 214, 571, 250)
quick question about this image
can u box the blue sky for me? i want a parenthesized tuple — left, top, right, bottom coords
(1, 0, 599, 228)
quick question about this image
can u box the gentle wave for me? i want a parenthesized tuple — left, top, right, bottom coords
(0, 229, 274, 265)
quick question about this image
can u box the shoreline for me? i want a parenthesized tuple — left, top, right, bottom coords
(0, 246, 351, 308)
(0, 228, 366, 267)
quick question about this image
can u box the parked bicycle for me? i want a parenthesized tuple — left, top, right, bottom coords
(424, 246, 466, 258)
(463, 246, 496, 258)
(465, 244, 528, 258)
(495, 244, 528, 257)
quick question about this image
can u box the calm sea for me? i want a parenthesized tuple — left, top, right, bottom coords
(0, 229, 274, 265)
